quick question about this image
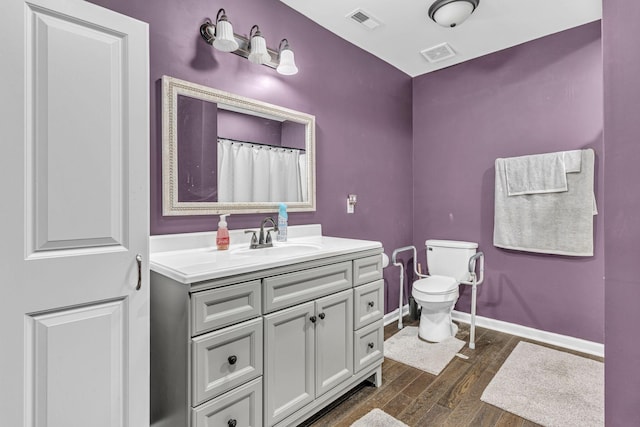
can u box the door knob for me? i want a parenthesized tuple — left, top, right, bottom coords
(228, 355, 237, 365)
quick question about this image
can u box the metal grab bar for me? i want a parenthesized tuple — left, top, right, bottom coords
(391, 246, 428, 279)
(391, 246, 429, 329)
(460, 251, 484, 350)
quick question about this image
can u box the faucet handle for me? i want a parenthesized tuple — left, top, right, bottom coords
(265, 228, 274, 245)
(244, 229, 258, 247)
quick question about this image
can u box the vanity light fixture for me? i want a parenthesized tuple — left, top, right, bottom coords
(248, 25, 271, 64)
(428, 0, 480, 28)
(210, 9, 239, 52)
(276, 39, 298, 76)
(199, 9, 299, 75)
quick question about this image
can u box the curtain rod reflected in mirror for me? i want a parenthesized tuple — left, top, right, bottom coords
(162, 75, 316, 215)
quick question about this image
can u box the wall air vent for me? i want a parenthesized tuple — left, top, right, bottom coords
(421, 42, 456, 63)
(347, 9, 381, 30)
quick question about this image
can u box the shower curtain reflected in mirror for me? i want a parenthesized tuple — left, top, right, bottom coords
(217, 138, 305, 203)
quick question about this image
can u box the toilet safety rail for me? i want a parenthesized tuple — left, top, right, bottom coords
(391, 245, 485, 349)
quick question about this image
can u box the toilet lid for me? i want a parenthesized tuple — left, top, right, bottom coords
(413, 275, 458, 293)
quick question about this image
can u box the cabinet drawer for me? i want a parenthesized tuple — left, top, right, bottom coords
(192, 377, 263, 427)
(191, 280, 261, 336)
(354, 319, 384, 373)
(263, 261, 352, 313)
(192, 318, 263, 406)
(353, 255, 383, 286)
(353, 279, 384, 329)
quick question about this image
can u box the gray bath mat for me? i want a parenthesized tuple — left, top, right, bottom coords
(350, 408, 408, 427)
(481, 341, 604, 427)
(383, 326, 465, 375)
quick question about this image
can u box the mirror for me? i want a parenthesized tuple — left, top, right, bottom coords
(162, 75, 316, 215)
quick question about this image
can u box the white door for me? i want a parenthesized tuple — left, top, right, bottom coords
(0, 0, 149, 426)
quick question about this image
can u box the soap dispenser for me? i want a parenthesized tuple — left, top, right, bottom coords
(216, 214, 230, 250)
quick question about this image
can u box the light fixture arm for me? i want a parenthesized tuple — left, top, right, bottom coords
(215, 8, 226, 24)
(249, 25, 261, 41)
(278, 38, 291, 53)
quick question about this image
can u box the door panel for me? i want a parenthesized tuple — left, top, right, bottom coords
(315, 290, 354, 397)
(264, 302, 315, 426)
(27, 5, 129, 253)
(25, 300, 127, 427)
(0, 1, 149, 426)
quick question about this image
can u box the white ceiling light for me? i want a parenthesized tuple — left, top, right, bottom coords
(428, 0, 480, 28)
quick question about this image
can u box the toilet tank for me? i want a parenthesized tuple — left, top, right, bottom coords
(425, 239, 478, 282)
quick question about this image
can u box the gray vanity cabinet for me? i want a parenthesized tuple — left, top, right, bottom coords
(150, 248, 384, 427)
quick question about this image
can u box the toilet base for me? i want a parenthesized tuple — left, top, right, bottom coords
(417, 302, 458, 342)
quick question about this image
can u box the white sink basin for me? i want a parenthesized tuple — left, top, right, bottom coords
(230, 242, 322, 257)
(149, 226, 382, 284)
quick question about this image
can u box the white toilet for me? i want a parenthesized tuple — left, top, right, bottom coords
(412, 239, 478, 342)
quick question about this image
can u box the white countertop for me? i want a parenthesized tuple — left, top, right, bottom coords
(150, 224, 383, 284)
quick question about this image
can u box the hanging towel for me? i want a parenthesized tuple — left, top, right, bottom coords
(504, 152, 568, 196)
(493, 148, 596, 257)
(563, 150, 582, 173)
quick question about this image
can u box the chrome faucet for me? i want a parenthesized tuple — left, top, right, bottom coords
(245, 217, 279, 249)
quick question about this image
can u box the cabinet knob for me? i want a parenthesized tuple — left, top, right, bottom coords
(368, 342, 375, 349)
(228, 419, 237, 427)
(318, 312, 325, 320)
(310, 315, 317, 323)
(228, 355, 237, 365)
(368, 301, 375, 308)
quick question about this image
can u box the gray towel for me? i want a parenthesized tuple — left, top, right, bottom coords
(493, 149, 596, 256)
(504, 152, 568, 195)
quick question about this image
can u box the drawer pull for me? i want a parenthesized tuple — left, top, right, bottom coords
(318, 312, 325, 320)
(228, 419, 237, 427)
(367, 301, 375, 308)
(310, 315, 317, 323)
(368, 342, 375, 349)
(228, 355, 237, 365)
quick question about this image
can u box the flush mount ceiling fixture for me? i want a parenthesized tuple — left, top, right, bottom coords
(428, 0, 480, 28)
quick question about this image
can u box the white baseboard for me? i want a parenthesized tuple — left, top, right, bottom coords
(383, 306, 604, 358)
(451, 310, 604, 358)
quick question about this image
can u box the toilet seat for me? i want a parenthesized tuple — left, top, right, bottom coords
(412, 275, 459, 303)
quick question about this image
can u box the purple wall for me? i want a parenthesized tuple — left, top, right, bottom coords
(88, 0, 414, 312)
(412, 22, 604, 343)
(217, 110, 282, 146)
(603, 1, 640, 425)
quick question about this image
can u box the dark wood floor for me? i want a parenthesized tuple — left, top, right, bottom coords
(299, 317, 603, 427)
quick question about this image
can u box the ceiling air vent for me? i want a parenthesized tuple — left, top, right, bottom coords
(421, 42, 456, 63)
(347, 9, 381, 30)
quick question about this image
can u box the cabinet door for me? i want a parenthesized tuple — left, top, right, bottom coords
(264, 302, 315, 426)
(315, 290, 354, 397)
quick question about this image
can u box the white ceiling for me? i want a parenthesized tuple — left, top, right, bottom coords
(279, 0, 602, 77)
